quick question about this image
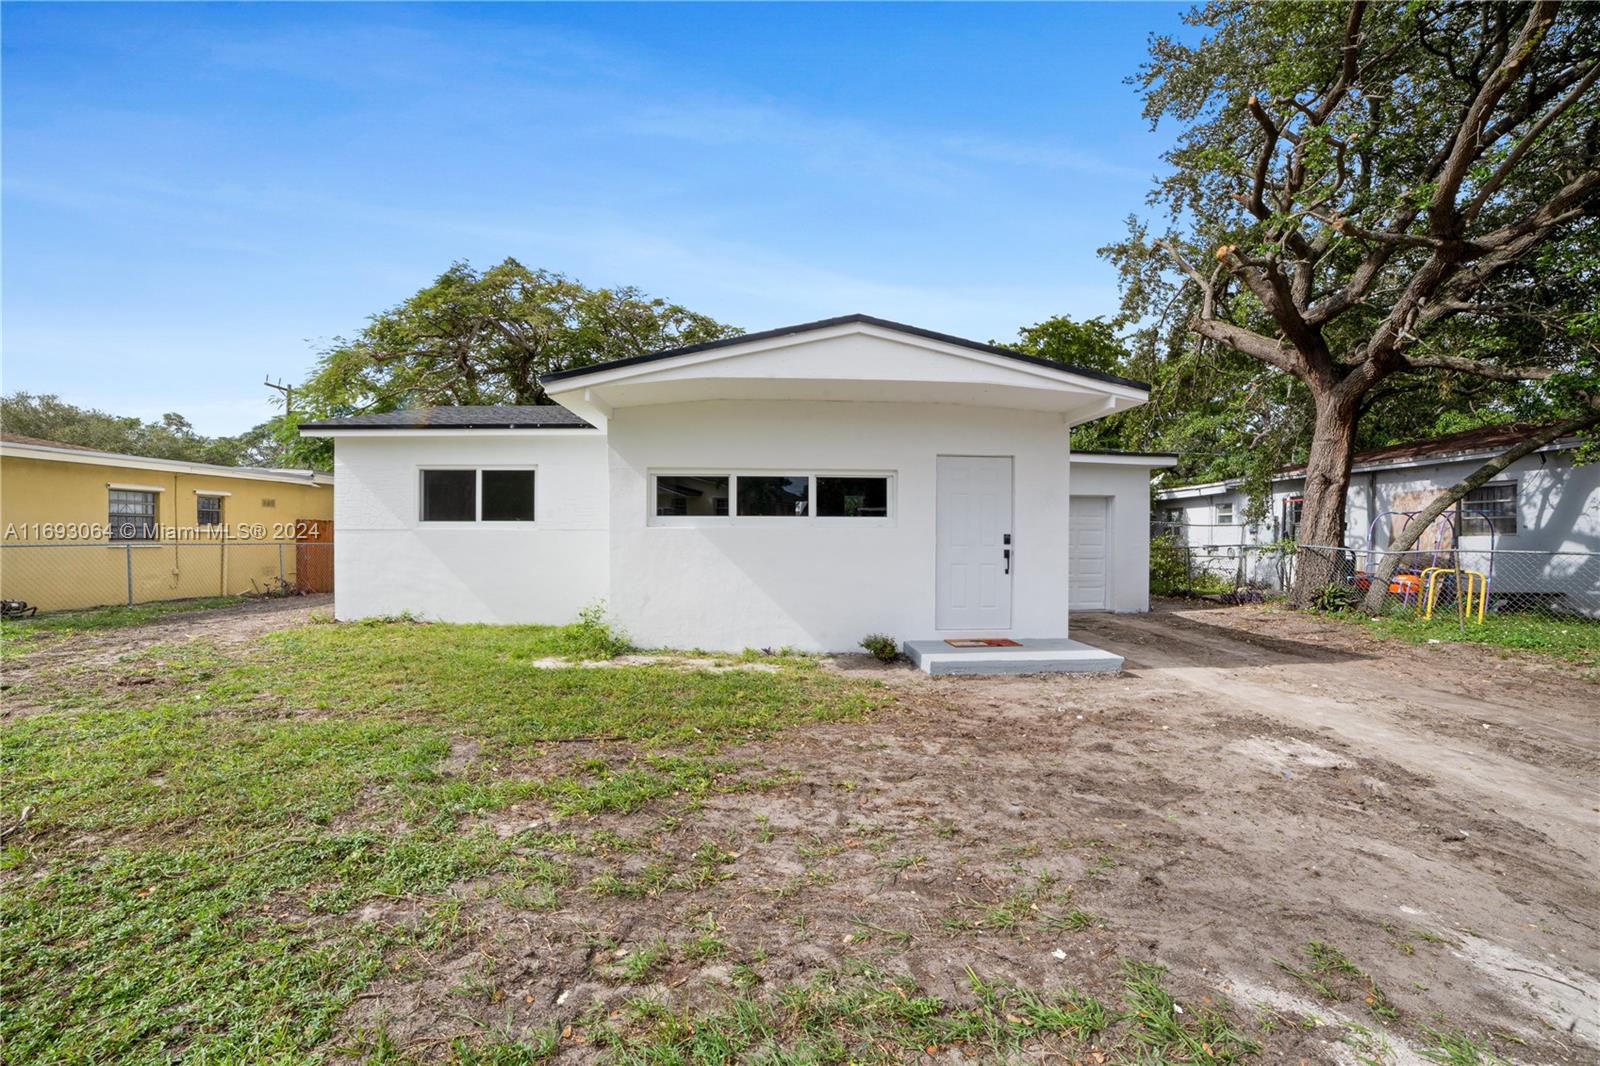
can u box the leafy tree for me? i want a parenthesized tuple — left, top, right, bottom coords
(298, 259, 738, 414)
(0, 392, 289, 467)
(1105, 0, 1600, 600)
(998, 316, 1154, 452)
(280, 258, 738, 469)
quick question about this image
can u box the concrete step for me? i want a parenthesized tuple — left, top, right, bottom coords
(903, 638, 1124, 676)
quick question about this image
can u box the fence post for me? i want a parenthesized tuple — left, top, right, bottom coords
(278, 542, 285, 587)
(220, 539, 227, 598)
(125, 544, 134, 607)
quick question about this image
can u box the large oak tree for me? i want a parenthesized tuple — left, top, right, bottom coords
(281, 259, 738, 466)
(1105, 1, 1600, 599)
(299, 259, 737, 413)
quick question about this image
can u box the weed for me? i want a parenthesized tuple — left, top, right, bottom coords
(612, 940, 671, 983)
(553, 600, 632, 659)
(1419, 1027, 1509, 1065)
(858, 633, 900, 661)
(1119, 959, 1259, 1064)
(1042, 907, 1100, 932)
(1276, 940, 1400, 1022)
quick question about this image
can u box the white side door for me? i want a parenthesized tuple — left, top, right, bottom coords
(1068, 495, 1109, 611)
(936, 456, 1013, 630)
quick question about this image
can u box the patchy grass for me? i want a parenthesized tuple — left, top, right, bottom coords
(584, 959, 1253, 1064)
(1338, 610, 1600, 667)
(0, 616, 885, 1064)
(1274, 940, 1399, 1023)
(0, 595, 247, 646)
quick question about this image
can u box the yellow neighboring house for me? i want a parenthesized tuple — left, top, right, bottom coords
(0, 433, 333, 612)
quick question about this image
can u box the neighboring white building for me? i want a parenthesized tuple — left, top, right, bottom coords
(1155, 423, 1600, 606)
(302, 315, 1175, 656)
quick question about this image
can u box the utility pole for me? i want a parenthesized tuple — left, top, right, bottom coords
(264, 376, 294, 416)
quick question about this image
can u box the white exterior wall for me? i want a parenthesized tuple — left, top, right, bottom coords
(1157, 448, 1600, 599)
(331, 432, 609, 623)
(605, 400, 1072, 653)
(1069, 459, 1157, 613)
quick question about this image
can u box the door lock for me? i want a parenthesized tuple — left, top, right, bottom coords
(1003, 534, 1012, 575)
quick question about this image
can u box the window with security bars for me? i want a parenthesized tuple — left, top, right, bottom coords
(1460, 482, 1517, 536)
(197, 496, 223, 527)
(109, 489, 158, 541)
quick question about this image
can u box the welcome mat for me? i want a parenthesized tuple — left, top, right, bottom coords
(944, 638, 1023, 648)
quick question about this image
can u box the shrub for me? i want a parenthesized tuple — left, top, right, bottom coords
(1310, 582, 1357, 613)
(859, 633, 899, 662)
(557, 601, 633, 659)
(1149, 534, 1189, 596)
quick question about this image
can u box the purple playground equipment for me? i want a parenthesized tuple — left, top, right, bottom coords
(1360, 508, 1498, 610)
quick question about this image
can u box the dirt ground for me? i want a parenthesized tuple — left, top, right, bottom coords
(0, 595, 332, 715)
(10, 598, 1598, 1062)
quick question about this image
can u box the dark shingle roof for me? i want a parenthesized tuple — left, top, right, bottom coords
(1276, 422, 1566, 475)
(537, 313, 1152, 392)
(298, 405, 594, 431)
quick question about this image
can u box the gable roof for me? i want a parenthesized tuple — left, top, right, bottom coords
(298, 405, 594, 431)
(538, 313, 1151, 392)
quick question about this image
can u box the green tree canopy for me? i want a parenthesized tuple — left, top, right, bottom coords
(1, 392, 290, 468)
(296, 259, 739, 416)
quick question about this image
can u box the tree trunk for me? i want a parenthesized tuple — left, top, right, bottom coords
(1290, 392, 1359, 605)
(1359, 411, 1600, 614)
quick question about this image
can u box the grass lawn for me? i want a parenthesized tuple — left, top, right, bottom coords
(0, 595, 249, 648)
(1340, 610, 1600, 667)
(0, 617, 891, 1064)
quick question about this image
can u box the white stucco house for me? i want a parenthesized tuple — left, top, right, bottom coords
(1155, 422, 1599, 611)
(301, 315, 1175, 669)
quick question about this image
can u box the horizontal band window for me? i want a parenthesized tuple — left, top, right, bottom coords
(652, 473, 893, 523)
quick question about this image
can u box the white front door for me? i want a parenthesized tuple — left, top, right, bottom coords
(936, 456, 1012, 630)
(1068, 495, 1109, 611)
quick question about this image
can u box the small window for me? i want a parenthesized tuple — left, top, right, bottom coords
(737, 476, 809, 517)
(1461, 482, 1516, 536)
(109, 489, 158, 541)
(482, 470, 536, 522)
(1217, 501, 1235, 525)
(1283, 496, 1304, 538)
(656, 475, 730, 517)
(816, 476, 889, 518)
(197, 496, 223, 527)
(421, 469, 476, 522)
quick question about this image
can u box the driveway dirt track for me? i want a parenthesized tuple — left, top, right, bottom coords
(1062, 604, 1599, 1059)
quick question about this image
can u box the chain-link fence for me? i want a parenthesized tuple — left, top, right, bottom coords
(1150, 535, 1299, 597)
(1292, 544, 1599, 621)
(1150, 520, 1598, 622)
(0, 540, 333, 615)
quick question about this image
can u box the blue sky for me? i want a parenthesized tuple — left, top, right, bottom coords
(2, 2, 1190, 435)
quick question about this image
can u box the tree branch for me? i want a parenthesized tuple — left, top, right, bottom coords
(1431, 0, 1561, 238)
(1466, 58, 1600, 220)
(1398, 353, 1560, 381)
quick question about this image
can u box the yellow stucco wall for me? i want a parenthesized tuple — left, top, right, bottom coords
(1, 453, 332, 612)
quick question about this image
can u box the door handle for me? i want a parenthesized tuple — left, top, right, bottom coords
(1003, 548, 1012, 575)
